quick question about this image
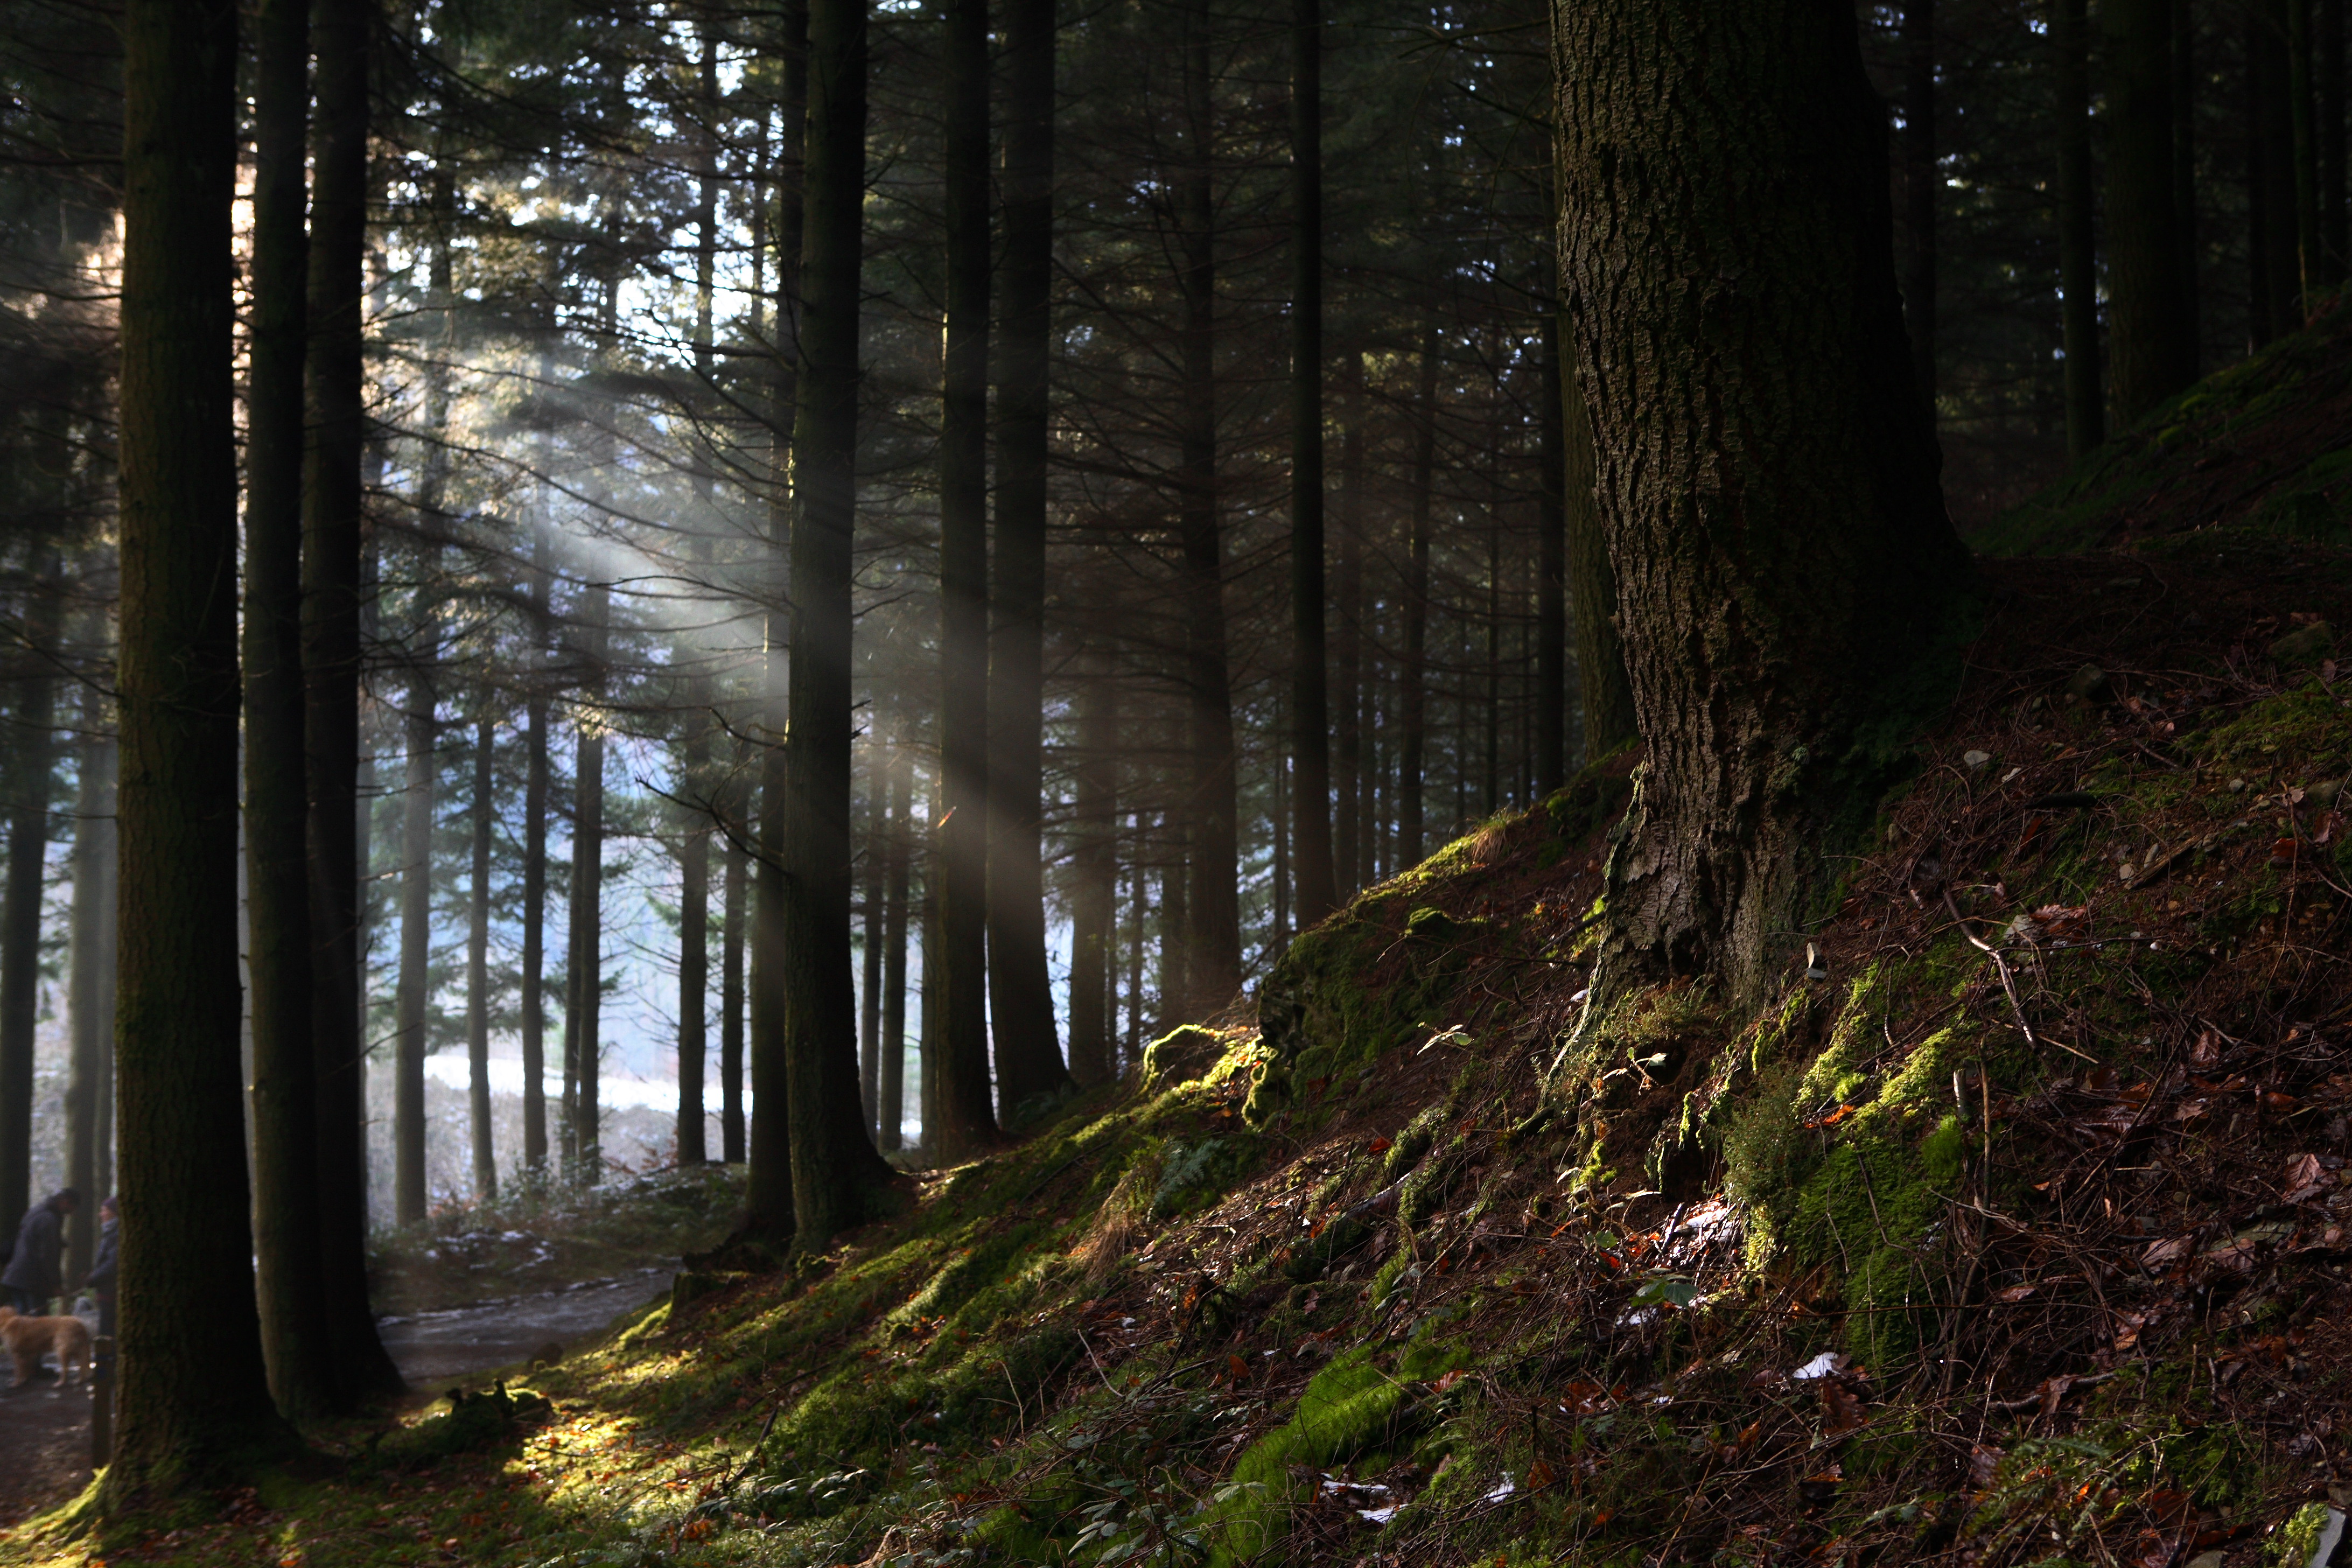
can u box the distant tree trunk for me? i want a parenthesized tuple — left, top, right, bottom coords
(465, 716, 496, 1200)
(1178, 2, 1241, 1015)
(519, 545, 551, 1176)
(2294, 0, 2321, 310)
(1555, 0, 1970, 1002)
(1535, 309, 1568, 793)
(1287, 0, 1336, 928)
(243, 0, 334, 1420)
(393, 657, 437, 1226)
(678, 36, 718, 1172)
(2106, 0, 2197, 421)
(0, 559, 58, 1257)
(859, 775, 883, 1139)
(106, 0, 290, 1494)
(65, 715, 115, 1285)
(566, 583, 609, 1185)
(781, 0, 894, 1244)
(1398, 328, 1437, 864)
(1125, 813, 1145, 1060)
(1902, 0, 1936, 411)
(877, 748, 909, 1151)
(1483, 454, 1502, 815)
(915, 820, 941, 1156)
(1157, 809, 1190, 1032)
(719, 750, 747, 1164)
(302, 0, 402, 1406)
(934, 0, 1000, 1158)
(1066, 651, 1117, 1086)
(989, 0, 1071, 1111)
(2055, 0, 2105, 456)
(743, 0, 809, 1248)
(2174, 0, 2203, 359)
(2256, 5, 2303, 341)
(1334, 352, 1364, 888)
(2323, 0, 2347, 282)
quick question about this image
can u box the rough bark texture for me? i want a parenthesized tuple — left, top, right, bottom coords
(782, 0, 894, 1245)
(988, 0, 1070, 1111)
(302, 0, 402, 1406)
(1287, 0, 1335, 928)
(107, 0, 289, 1493)
(0, 560, 57, 1252)
(933, 0, 999, 1157)
(1067, 653, 1117, 1087)
(1177, 2, 1242, 1014)
(243, 0, 334, 1420)
(2054, 0, 2104, 458)
(1553, 0, 1969, 1002)
(466, 716, 497, 1199)
(1398, 328, 1437, 864)
(2106, 0, 2196, 423)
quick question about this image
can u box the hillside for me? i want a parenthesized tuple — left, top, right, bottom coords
(15, 550, 2352, 1561)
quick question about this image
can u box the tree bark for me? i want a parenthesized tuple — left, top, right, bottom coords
(877, 747, 909, 1151)
(565, 582, 609, 1185)
(859, 771, 884, 1136)
(1177, 3, 1241, 1015)
(393, 657, 437, 1226)
(1554, 0, 1970, 1003)
(106, 0, 289, 1493)
(1334, 351, 1364, 886)
(934, 0, 1000, 1157)
(719, 747, 747, 1164)
(1067, 649, 1117, 1086)
(65, 711, 114, 1286)
(519, 542, 552, 1176)
(465, 716, 496, 1199)
(1287, 0, 1335, 928)
(243, 0, 334, 1420)
(678, 31, 719, 1171)
(1557, 309, 1630, 760)
(781, 0, 893, 1247)
(302, 0, 402, 1406)
(989, 0, 1071, 1112)
(2055, 0, 2105, 458)
(2323, 0, 2346, 282)
(2106, 0, 2196, 422)
(1398, 328, 1437, 864)
(2173, 0, 2202, 360)
(1902, 0, 1936, 411)
(0, 557, 58, 1258)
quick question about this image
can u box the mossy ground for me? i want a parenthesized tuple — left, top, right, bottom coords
(17, 554, 2352, 1566)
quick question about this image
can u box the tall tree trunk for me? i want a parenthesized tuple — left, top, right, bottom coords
(782, 0, 893, 1245)
(934, 0, 1000, 1156)
(1902, 0, 1936, 411)
(677, 27, 719, 1171)
(2055, 0, 2105, 457)
(1334, 352, 1364, 887)
(1554, 0, 1969, 1002)
(1066, 650, 1117, 1086)
(65, 714, 115, 1285)
(989, 0, 1070, 1111)
(465, 716, 496, 1199)
(877, 747, 909, 1151)
(859, 772, 884, 1136)
(2294, 0, 2322, 310)
(106, 0, 289, 1492)
(720, 750, 747, 1163)
(1398, 328, 1437, 864)
(0, 557, 58, 1257)
(2257, 5, 2303, 341)
(519, 543, 551, 1176)
(566, 582, 609, 1185)
(1287, 0, 1335, 927)
(1535, 309, 1567, 793)
(393, 659, 437, 1226)
(301, 0, 401, 1406)
(2107, 0, 2196, 421)
(1125, 811, 1145, 1060)
(2173, 0, 2202, 360)
(1178, 3, 1241, 1015)
(243, 0, 335, 1420)
(2323, 0, 2347, 282)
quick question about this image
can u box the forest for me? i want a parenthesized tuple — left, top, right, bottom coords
(4, 0, 2352, 1561)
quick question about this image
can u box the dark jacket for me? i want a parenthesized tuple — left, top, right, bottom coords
(85, 1216, 117, 1294)
(1, 1198, 67, 1300)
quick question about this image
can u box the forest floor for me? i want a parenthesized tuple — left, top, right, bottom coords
(11, 332, 2352, 1565)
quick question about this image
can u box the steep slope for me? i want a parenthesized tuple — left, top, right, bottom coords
(1979, 293, 2352, 558)
(13, 570, 2352, 1566)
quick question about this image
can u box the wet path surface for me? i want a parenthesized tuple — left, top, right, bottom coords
(0, 1270, 673, 1526)
(375, 1269, 674, 1385)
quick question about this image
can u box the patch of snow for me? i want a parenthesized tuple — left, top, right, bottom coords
(1792, 1352, 1845, 1381)
(1359, 1506, 1398, 1525)
(1483, 1476, 1517, 1503)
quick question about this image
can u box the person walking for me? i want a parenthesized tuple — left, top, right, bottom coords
(2, 1188, 78, 1317)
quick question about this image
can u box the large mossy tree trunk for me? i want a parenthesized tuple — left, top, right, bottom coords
(932, 0, 1000, 1159)
(243, 0, 335, 1422)
(1553, 0, 1969, 1003)
(106, 0, 289, 1495)
(987, 0, 1072, 1110)
(302, 0, 403, 1408)
(781, 0, 894, 1245)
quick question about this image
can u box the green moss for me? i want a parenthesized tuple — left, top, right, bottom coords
(1206, 1347, 1418, 1565)
(2198, 684, 2352, 782)
(2274, 1502, 2332, 1568)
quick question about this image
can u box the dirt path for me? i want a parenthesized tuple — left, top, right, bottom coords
(0, 1270, 673, 1527)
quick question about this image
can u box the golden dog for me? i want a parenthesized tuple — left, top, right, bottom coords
(0, 1305, 90, 1389)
